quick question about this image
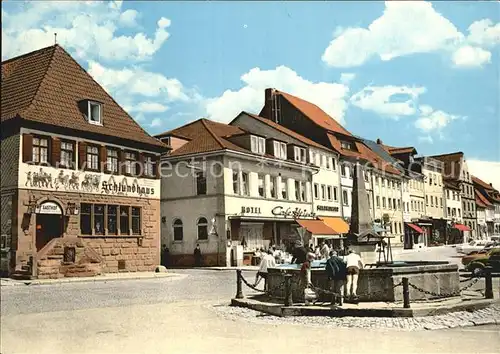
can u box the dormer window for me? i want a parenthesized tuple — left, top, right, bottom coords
(160, 137, 171, 146)
(273, 141, 287, 160)
(87, 101, 102, 125)
(340, 141, 354, 150)
(251, 135, 265, 155)
(293, 146, 306, 163)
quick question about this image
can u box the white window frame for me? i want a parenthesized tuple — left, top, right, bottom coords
(327, 185, 333, 201)
(251, 136, 265, 155)
(321, 184, 326, 201)
(273, 141, 287, 160)
(314, 183, 319, 200)
(293, 146, 306, 163)
(258, 174, 265, 197)
(87, 101, 102, 125)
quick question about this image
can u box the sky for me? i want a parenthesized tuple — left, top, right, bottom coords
(2, 1, 500, 188)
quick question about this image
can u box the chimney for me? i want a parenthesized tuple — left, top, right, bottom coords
(376, 138, 383, 145)
(262, 88, 281, 124)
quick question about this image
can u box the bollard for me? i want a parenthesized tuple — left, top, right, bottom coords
(235, 269, 244, 299)
(484, 267, 493, 299)
(284, 274, 293, 307)
(402, 277, 410, 309)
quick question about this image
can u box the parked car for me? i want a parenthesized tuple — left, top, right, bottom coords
(461, 249, 490, 267)
(466, 248, 500, 276)
(456, 240, 494, 254)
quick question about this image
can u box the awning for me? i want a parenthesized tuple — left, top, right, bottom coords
(454, 224, 471, 232)
(296, 219, 338, 235)
(320, 217, 350, 234)
(407, 223, 424, 234)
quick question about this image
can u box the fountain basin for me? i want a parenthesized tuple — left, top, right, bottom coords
(268, 261, 460, 303)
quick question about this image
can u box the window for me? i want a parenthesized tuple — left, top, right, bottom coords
(341, 141, 353, 150)
(309, 151, 315, 164)
(80, 203, 92, 235)
(342, 189, 349, 206)
(173, 219, 183, 241)
(332, 158, 336, 171)
(326, 157, 332, 170)
(447, 207, 451, 216)
(270, 177, 276, 198)
(258, 174, 264, 197)
(294, 147, 306, 163)
(321, 185, 326, 201)
(388, 198, 392, 210)
(94, 204, 105, 235)
(376, 196, 380, 207)
(280, 179, 287, 199)
(107, 205, 118, 235)
(131, 207, 141, 235)
(106, 149, 119, 173)
(32, 136, 49, 164)
(333, 187, 338, 201)
(120, 206, 130, 234)
(298, 181, 306, 202)
(274, 141, 287, 159)
(242, 172, 249, 196)
(124, 151, 138, 175)
(251, 136, 265, 155)
(458, 209, 461, 217)
(197, 217, 208, 240)
(144, 156, 155, 177)
(431, 196, 434, 207)
(440, 198, 443, 208)
(87, 101, 102, 125)
(295, 181, 300, 201)
(60, 141, 74, 168)
(426, 195, 429, 206)
(232, 172, 239, 194)
(341, 164, 347, 177)
(196, 172, 207, 195)
(397, 199, 401, 210)
(321, 155, 327, 168)
(86, 145, 100, 170)
(383, 197, 386, 208)
(327, 186, 333, 201)
(314, 183, 319, 200)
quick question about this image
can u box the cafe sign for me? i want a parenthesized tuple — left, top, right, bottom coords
(271, 206, 316, 219)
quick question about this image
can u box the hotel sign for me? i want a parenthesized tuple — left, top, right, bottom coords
(241, 206, 262, 215)
(271, 206, 316, 219)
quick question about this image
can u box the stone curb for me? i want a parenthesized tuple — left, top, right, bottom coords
(231, 297, 500, 318)
(1, 273, 186, 287)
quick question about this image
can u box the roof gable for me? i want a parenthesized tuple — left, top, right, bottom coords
(1, 45, 163, 148)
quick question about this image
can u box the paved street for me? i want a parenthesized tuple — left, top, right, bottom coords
(1, 247, 500, 354)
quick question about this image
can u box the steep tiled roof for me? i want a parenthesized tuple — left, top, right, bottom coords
(1, 45, 163, 147)
(475, 189, 493, 208)
(472, 175, 500, 203)
(158, 119, 249, 157)
(472, 176, 495, 191)
(444, 178, 461, 191)
(387, 146, 417, 155)
(271, 90, 353, 137)
(238, 112, 331, 151)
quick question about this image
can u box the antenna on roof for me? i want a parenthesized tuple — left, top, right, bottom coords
(54, 33, 57, 45)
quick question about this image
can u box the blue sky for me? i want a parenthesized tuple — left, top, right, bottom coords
(2, 1, 499, 185)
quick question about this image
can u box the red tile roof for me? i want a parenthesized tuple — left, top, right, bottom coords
(472, 176, 496, 191)
(272, 90, 353, 137)
(237, 112, 331, 151)
(444, 178, 461, 191)
(475, 189, 493, 208)
(1, 45, 163, 148)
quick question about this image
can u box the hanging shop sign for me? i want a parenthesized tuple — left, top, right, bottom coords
(38, 201, 62, 215)
(271, 206, 316, 219)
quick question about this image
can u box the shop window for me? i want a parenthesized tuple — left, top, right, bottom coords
(120, 206, 130, 234)
(94, 204, 105, 235)
(107, 205, 118, 235)
(32, 136, 49, 164)
(196, 172, 207, 195)
(60, 140, 75, 168)
(172, 219, 184, 241)
(197, 217, 208, 240)
(107, 149, 119, 173)
(80, 203, 92, 235)
(258, 174, 264, 197)
(131, 207, 141, 235)
(86, 145, 100, 171)
(124, 151, 138, 175)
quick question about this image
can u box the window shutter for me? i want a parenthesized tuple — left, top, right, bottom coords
(78, 142, 87, 170)
(100, 146, 107, 173)
(51, 137, 61, 167)
(22, 134, 33, 163)
(138, 153, 145, 177)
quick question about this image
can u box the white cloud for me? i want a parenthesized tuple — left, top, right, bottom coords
(466, 19, 500, 48)
(418, 135, 434, 144)
(322, 1, 462, 67)
(149, 118, 163, 128)
(1, 2, 170, 61)
(452, 45, 491, 67)
(203, 66, 350, 123)
(350, 85, 426, 118)
(127, 102, 169, 113)
(468, 160, 500, 190)
(414, 106, 463, 132)
(119, 9, 139, 27)
(340, 73, 356, 84)
(87, 61, 189, 102)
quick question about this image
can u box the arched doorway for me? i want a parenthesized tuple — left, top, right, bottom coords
(36, 201, 63, 251)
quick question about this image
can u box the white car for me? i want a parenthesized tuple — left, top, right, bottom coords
(456, 240, 494, 254)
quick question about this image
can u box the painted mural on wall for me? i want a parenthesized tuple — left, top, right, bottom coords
(20, 165, 159, 199)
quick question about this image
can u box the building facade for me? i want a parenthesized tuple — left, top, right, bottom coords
(1, 45, 165, 278)
(473, 176, 500, 238)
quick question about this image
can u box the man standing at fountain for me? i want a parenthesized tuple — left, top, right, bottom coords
(345, 249, 364, 301)
(254, 249, 276, 290)
(320, 241, 330, 260)
(325, 250, 347, 306)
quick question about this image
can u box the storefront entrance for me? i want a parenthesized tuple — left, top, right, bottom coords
(36, 202, 63, 251)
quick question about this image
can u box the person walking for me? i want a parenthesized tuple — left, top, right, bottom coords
(255, 249, 276, 290)
(194, 244, 202, 267)
(320, 241, 330, 260)
(161, 244, 170, 268)
(345, 249, 364, 300)
(325, 250, 347, 306)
